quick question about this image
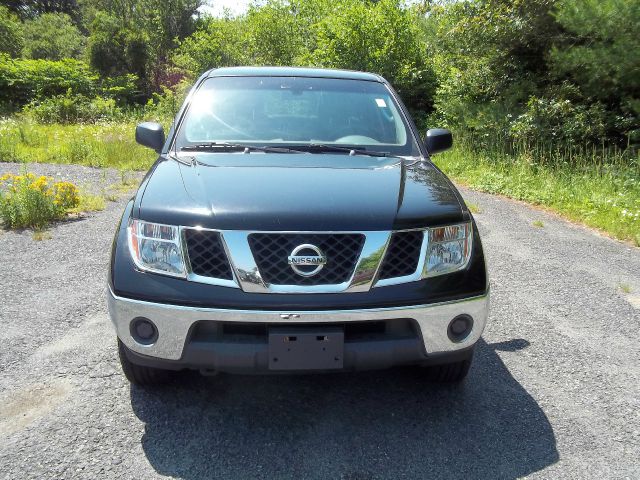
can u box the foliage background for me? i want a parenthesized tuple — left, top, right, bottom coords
(0, 0, 638, 242)
(0, 0, 637, 151)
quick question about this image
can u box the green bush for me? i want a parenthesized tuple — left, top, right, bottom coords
(0, 56, 98, 106)
(551, 0, 640, 144)
(22, 13, 85, 60)
(0, 56, 140, 109)
(24, 93, 123, 124)
(244, 0, 309, 66)
(510, 96, 607, 147)
(143, 81, 191, 124)
(100, 74, 141, 105)
(424, 0, 558, 135)
(0, 173, 80, 229)
(423, 0, 639, 152)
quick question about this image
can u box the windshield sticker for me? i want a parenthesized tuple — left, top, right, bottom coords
(375, 98, 387, 108)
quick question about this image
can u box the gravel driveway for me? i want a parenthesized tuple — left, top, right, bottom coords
(0, 163, 638, 479)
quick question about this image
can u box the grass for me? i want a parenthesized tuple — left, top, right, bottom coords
(73, 191, 106, 213)
(0, 118, 157, 171)
(619, 283, 632, 294)
(32, 229, 52, 241)
(467, 202, 481, 214)
(103, 191, 119, 202)
(97, 169, 141, 202)
(435, 141, 640, 246)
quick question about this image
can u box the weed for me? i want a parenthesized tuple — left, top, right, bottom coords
(32, 229, 52, 241)
(72, 191, 106, 213)
(110, 182, 137, 194)
(467, 202, 481, 214)
(119, 169, 138, 187)
(0, 173, 80, 229)
(0, 135, 20, 163)
(619, 283, 632, 294)
(103, 191, 119, 202)
(67, 138, 96, 165)
(532, 220, 545, 228)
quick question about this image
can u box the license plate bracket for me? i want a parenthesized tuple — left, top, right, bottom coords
(268, 327, 344, 370)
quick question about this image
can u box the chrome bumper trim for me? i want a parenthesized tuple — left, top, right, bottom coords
(108, 287, 490, 361)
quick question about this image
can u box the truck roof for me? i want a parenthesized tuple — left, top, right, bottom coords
(206, 66, 384, 82)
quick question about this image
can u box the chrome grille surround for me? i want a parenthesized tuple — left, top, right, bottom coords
(248, 233, 365, 286)
(224, 230, 390, 294)
(177, 226, 467, 293)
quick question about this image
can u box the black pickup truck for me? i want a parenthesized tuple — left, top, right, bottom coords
(107, 67, 489, 385)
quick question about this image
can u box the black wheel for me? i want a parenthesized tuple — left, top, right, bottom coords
(117, 339, 171, 385)
(423, 347, 474, 383)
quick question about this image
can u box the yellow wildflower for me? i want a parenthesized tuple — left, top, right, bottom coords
(31, 176, 51, 193)
(53, 181, 80, 209)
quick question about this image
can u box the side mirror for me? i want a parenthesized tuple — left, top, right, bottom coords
(135, 122, 165, 153)
(424, 128, 453, 155)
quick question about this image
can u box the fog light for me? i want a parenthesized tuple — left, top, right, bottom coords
(448, 315, 473, 342)
(130, 317, 158, 345)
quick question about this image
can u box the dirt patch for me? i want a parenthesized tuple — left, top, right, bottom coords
(0, 380, 73, 437)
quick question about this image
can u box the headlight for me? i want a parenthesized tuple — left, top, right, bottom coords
(422, 222, 472, 278)
(127, 219, 186, 277)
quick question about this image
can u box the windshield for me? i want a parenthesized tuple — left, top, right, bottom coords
(174, 76, 420, 156)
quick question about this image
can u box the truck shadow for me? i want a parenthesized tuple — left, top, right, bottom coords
(130, 338, 558, 479)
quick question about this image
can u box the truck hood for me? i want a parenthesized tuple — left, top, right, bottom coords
(138, 153, 465, 231)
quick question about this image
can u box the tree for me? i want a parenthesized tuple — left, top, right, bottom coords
(83, 0, 201, 92)
(551, 0, 640, 143)
(87, 11, 148, 84)
(2, 0, 79, 19)
(423, 0, 638, 148)
(22, 12, 85, 59)
(309, 0, 435, 114)
(173, 15, 248, 75)
(0, 5, 24, 57)
(244, 0, 307, 66)
(138, 0, 202, 88)
(423, 0, 562, 137)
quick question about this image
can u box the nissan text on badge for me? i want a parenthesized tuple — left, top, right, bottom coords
(107, 67, 489, 385)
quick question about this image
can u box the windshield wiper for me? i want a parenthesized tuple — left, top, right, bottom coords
(180, 142, 308, 154)
(181, 142, 408, 160)
(302, 144, 402, 159)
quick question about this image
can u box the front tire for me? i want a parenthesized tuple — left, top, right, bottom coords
(423, 347, 474, 383)
(117, 339, 171, 385)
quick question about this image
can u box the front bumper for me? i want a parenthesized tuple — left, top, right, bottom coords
(108, 288, 490, 372)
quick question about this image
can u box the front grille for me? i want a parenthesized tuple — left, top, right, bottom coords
(184, 229, 234, 280)
(248, 233, 365, 285)
(377, 231, 423, 280)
